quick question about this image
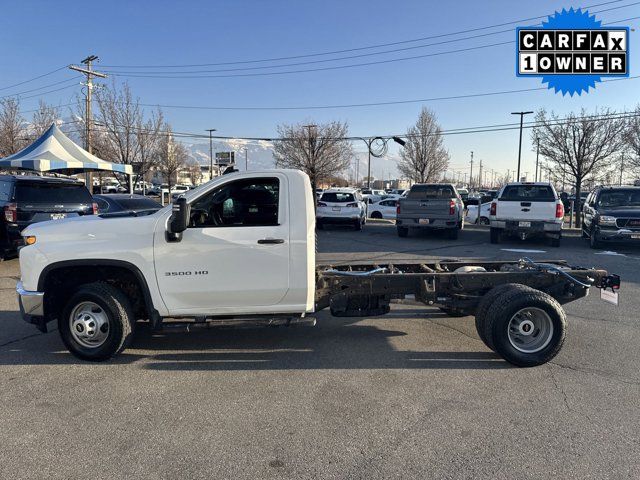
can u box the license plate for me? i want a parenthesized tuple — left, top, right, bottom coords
(518, 221, 531, 228)
(50, 213, 66, 220)
(332, 207, 341, 212)
(600, 288, 619, 306)
(419, 218, 430, 225)
(631, 234, 640, 239)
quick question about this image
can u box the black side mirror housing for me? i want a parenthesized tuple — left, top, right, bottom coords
(167, 197, 189, 242)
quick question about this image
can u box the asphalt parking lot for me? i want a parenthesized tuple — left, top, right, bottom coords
(1, 223, 638, 479)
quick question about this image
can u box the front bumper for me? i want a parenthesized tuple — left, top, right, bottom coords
(16, 280, 46, 332)
(596, 228, 640, 243)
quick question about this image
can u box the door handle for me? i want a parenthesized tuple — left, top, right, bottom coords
(257, 238, 285, 244)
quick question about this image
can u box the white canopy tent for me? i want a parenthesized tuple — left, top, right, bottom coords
(0, 124, 133, 190)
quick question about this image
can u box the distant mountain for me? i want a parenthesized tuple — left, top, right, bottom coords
(182, 139, 276, 171)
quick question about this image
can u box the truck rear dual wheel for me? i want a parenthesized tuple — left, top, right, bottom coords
(58, 282, 136, 361)
(475, 284, 566, 367)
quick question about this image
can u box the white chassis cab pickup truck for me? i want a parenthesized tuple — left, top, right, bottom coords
(16, 170, 618, 366)
(489, 182, 565, 247)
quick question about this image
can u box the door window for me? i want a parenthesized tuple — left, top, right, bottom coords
(189, 177, 279, 228)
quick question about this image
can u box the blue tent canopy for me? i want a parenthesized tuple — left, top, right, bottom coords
(0, 124, 133, 175)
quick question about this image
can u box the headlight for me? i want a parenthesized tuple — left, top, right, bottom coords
(23, 235, 37, 245)
(598, 216, 617, 226)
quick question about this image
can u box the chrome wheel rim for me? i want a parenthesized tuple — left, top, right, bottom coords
(507, 307, 554, 354)
(69, 301, 110, 348)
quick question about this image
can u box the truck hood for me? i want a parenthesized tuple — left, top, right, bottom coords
(22, 209, 165, 244)
(599, 208, 640, 217)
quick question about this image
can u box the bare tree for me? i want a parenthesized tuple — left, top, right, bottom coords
(533, 108, 627, 227)
(187, 160, 203, 185)
(95, 81, 143, 164)
(0, 98, 27, 157)
(30, 100, 59, 139)
(273, 121, 353, 192)
(397, 107, 449, 183)
(135, 107, 164, 185)
(625, 105, 640, 176)
(158, 126, 188, 193)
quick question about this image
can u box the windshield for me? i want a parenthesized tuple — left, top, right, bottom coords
(499, 185, 556, 202)
(407, 185, 455, 199)
(321, 192, 355, 203)
(598, 190, 640, 207)
(14, 183, 92, 203)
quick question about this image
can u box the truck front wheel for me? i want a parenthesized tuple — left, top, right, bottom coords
(59, 282, 135, 361)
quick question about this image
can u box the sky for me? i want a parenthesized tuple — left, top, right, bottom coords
(1, 0, 638, 182)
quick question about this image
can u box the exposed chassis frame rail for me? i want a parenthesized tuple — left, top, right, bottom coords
(315, 259, 616, 317)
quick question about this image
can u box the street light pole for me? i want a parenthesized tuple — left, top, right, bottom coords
(534, 135, 540, 182)
(511, 111, 533, 181)
(206, 129, 216, 180)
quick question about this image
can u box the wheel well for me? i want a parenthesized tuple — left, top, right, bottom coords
(41, 264, 152, 321)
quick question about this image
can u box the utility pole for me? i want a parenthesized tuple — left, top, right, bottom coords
(506, 169, 510, 183)
(620, 153, 624, 185)
(478, 159, 483, 189)
(470, 151, 474, 190)
(69, 55, 107, 192)
(244, 147, 248, 171)
(205, 129, 216, 180)
(534, 135, 540, 182)
(511, 111, 534, 181)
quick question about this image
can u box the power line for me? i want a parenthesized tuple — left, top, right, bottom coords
(61, 109, 640, 143)
(124, 74, 638, 112)
(0, 66, 67, 91)
(99, 0, 629, 69)
(104, 13, 640, 80)
(0, 78, 78, 100)
(99, 3, 640, 76)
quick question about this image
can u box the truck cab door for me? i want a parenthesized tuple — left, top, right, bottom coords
(153, 174, 290, 315)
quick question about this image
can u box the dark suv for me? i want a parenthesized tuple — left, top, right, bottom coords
(582, 186, 640, 248)
(0, 175, 96, 256)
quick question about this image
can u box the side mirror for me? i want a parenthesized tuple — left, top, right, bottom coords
(167, 197, 189, 242)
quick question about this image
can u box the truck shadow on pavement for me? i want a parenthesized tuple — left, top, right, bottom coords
(0, 310, 510, 370)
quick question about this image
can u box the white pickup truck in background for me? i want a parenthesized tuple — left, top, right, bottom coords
(489, 182, 564, 247)
(15, 170, 616, 367)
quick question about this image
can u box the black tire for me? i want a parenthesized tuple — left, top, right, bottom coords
(438, 307, 467, 317)
(397, 226, 409, 238)
(490, 227, 501, 244)
(316, 221, 324, 230)
(446, 227, 459, 240)
(474, 284, 535, 351)
(484, 287, 567, 367)
(59, 282, 135, 361)
(370, 211, 383, 219)
(589, 227, 601, 249)
(478, 216, 490, 225)
(550, 235, 561, 247)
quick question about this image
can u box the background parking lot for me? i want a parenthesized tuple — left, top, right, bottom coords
(1, 224, 638, 479)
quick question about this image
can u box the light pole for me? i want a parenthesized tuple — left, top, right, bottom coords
(357, 136, 405, 188)
(206, 129, 216, 180)
(534, 135, 540, 182)
(511, 111, 533, 181)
